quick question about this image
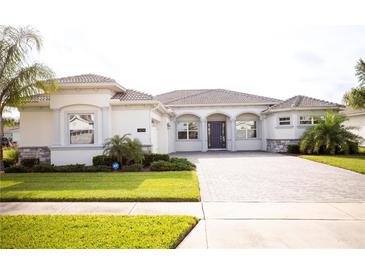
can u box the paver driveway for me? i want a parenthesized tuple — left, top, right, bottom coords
(175, 152, 365, 202)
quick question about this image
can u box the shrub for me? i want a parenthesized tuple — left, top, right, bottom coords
(287, 144, 300, 154)
(170, 157, 196, 170)
(92, 155, 116, 166)
(4, 149, 19, 162)
(123, 163, 143, 172)
(20, 158, 39, 168)
(3, 158, 16, 168)
(103, 134, 144, 165)
(84, 165, 111, 172)
(150, 160, 175, 171)
(143, 153, 170, 167)
(32, 163, 56, 172)
(300, 112, 363, 155)
(54, 164, 86, 172)
(5, 165, 28, 173)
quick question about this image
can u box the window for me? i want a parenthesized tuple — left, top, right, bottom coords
(299, 116, 321, 125)
(279, 117, 291, 126)
(177, 122, 199, 140)
(69, 114, 95, 144)
(236, 120, 257, 139)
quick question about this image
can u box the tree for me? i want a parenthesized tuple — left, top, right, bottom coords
(300, 112, 363, 155)
(343, 59, 365, 109)
(103, 134, 144, 165)
(0, 25, 57, 171)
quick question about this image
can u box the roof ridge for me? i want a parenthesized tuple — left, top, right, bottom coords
(163, 89, 213, 104)
(126, 89, 153, 98)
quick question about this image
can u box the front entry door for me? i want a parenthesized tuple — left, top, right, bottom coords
(208, 121, 226, 149)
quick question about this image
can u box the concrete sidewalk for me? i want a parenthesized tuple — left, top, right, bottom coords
(1, 202, 364, 248)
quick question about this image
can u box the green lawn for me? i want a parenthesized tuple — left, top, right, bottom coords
(0, 171, 200, 202)
(0, 215, 198, 249)
(300, 155, 365, 174)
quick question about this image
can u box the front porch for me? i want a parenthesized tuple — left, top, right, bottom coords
(173, 112, 264, 152)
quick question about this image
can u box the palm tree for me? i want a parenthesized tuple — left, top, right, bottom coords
(103, 134, 130, 164)
(0, 25, 57, 171)
(300, 112, 363, 155)
(343, 59, 365, 109)
(103, 134, 144, 165)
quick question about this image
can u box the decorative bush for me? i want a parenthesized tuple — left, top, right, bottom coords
(170, 157, 196, 170)
(20, 158, 39, 168)
(5, 165, 28, 173)
(143, 153, 170, 167)
(54, 164, 86, 172)
(123, 163, 143, 172)
(32, 163, 56, 172)
(84, 165, 111, 172)
(150, 160, 175, 171)
(150, 158, 196, 171)
(3, 158, 16, 168)
(92, 155, 116, 166)
(287, 144, 300, 154)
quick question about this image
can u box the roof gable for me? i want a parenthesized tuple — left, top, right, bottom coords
(154, 89, 281, 105)
(57, 74, 116, 84)
(263, 95, 342, 113)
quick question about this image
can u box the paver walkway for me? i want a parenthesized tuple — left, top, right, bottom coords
(1, 202, 364, 248)
(175, 152, 365, 202)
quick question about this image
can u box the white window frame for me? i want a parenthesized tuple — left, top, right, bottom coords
(278, 116, 291, 126)
(65, 111, 98, 146)
(235, 120, 257, 140)
(299, 115, 321, 125)
(176, 121, 199, 140)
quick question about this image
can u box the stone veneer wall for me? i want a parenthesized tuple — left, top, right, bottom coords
(267, 139, 300, 153)
(19, 147, 51, 164)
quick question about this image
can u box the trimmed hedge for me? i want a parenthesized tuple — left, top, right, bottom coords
(287, 144, 300, 154)
(123, 163, 143, 172)
(3, 158, 16, 168)
(92, 155, 116, 166)
(143, 153, 170, 167)
(150, 160, 175, 171)
(150, 158, 196, 171)
(32, 163, 56, 172)
(4, 165, 28, 173)
(20, 158, 39, 168)
(170, 157, 196, 171)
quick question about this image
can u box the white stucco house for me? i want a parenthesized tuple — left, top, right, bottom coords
(342, 108, 365, 146)
(18, 74, 346, 165)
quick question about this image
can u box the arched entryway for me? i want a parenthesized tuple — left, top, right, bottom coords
(206, 113, 230, 150)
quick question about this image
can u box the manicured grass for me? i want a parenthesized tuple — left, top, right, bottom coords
(300, 155, 365, 174)
(0, 215, 198, 249)
(0, 171, 200, 202)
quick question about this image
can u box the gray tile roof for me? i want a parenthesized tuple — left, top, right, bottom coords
(57, 74, 116, 84)
(27, 94, 50, 103)
(111, 89, 153, 101)
(263, 95, 342, 112)
(154, 89, 281, 105)
(341, 108, 365, 116)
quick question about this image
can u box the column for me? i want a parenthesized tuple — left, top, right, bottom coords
(52, 108, 61, 145)
(260, 115, 266, 150)
(101, 107, 110, 144)
(230, 118, 236, 151)
(201, 118, 208, 152)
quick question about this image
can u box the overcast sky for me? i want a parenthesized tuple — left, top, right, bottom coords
(2, 0, 365, 107)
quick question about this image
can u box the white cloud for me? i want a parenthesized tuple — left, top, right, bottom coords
(2, 0, 365, 104)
